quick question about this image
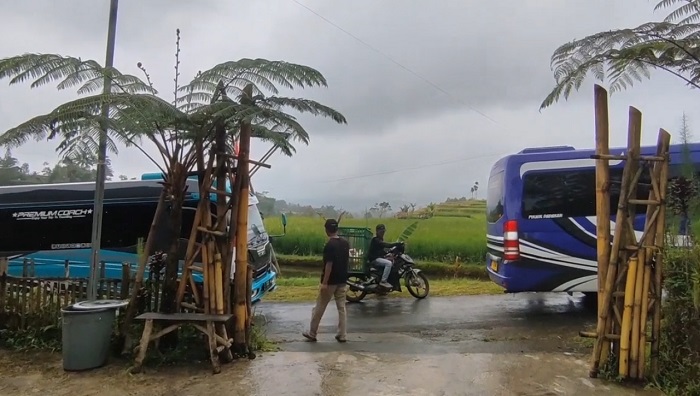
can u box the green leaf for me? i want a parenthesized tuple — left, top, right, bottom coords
(397, 221, 420, 243)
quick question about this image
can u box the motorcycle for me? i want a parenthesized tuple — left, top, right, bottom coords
(345, 242, 430, 302)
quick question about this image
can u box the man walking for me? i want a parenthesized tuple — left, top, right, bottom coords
(303, 218, 350, 343)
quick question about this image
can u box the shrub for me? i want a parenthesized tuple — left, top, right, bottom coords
(655, 246, 700, 395)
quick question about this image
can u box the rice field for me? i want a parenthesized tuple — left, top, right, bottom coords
(264, 200, 487, 263)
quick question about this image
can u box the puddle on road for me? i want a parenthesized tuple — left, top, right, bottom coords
(227, 351, 655, 396)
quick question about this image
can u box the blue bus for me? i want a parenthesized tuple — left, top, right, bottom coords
(0, 173, 281, 303)
(485, 143, 697, 294)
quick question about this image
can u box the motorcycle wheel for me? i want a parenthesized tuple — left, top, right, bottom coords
(405, 271, 429, 299)
(346, 275, 368, 303)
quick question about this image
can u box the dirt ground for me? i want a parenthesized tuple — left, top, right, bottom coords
(0, 294, 667, 395)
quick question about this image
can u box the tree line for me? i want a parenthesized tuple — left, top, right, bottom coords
(0, 149, 126, 186)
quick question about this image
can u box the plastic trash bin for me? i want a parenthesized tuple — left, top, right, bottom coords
(60, 300, 128, 371)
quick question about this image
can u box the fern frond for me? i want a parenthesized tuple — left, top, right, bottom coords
(0, 53, 96, 88)
(249, 126, 296, 156)
(245, 107, 310, 145)
(57, 128, 120, 162)
(179, 58, 331, 109)
(261, 97, 347, 125)
(541, 20, 700, 109)
(197, 58, 328, 91)
(655, 0, 700, 24)
(0, 92, 179, 153)
(0, 54, 155, 96)
(76, 69, 156, 95)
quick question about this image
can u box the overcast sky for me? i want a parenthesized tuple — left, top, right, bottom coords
(1, 0, 698, 211)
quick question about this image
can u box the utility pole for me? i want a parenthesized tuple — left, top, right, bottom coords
(87, 0, 119, 301)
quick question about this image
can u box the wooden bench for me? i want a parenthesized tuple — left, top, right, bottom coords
(131, 312, 234, 374)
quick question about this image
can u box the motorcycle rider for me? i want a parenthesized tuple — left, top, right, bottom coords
(368, 224, 403, 289)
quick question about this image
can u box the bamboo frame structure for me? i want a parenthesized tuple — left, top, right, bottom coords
(132, 83, 270, 372)
(587, 85, 670, 381)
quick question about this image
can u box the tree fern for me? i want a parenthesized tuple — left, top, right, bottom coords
(541, 12, 700, 109)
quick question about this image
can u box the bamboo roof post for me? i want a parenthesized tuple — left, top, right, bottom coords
(594, 84, 612, 365)
(650, 129, 671, 378)
(233, 84, 254, 355)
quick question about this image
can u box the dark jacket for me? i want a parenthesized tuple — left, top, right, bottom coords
(368, 237, 398, 261)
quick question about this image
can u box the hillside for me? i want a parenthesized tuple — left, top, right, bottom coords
(396, 198, 486, 219)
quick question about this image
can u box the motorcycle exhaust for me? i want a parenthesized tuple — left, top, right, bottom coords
(346, 280, 366, 291)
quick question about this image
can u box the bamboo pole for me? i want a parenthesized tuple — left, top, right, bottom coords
(214, 253, 224, 314)
(630, 240, 647, 380)
(590, 106, 642, 377)
(120, 188, 166, 354)
(630, 162, 656, 380)
(204, 134, 234, 362)
(175, 206, 204, 307)
(594, 84, 612, 365)
(619, 108, 642, 365)
(245, 259, 253, 355)
(638, 259, 651, 378)
(637, 132, 665, 379)
(224, 145, 243, 316)
(635, 133, 667, 379)
(620, 256, 639, 377)
(233, 84, 254, 354)
(213, 119, 229, 316)
(207, 245, 218, 315)
(651, 129, 671, 377)
(177, 147, 216, 310)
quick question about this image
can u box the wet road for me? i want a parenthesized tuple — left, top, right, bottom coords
(257, 292, 598, 349)
(0, 293, 663, 395)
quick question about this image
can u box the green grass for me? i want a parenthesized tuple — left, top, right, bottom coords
(266, 276, 502, 302)
(276, 254, 489, 280)
(265, 205, 487, 263)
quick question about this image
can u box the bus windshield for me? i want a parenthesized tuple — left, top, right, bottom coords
(247, 205, 267, 243)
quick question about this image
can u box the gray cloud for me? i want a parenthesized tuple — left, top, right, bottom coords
(1, 0, 698, 212)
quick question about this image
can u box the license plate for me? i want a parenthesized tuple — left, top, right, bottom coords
(490, 260, 499, 272)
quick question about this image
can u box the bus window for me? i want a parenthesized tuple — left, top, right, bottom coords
(486, 170, 505, 223)
(522, 168, 651, 219)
